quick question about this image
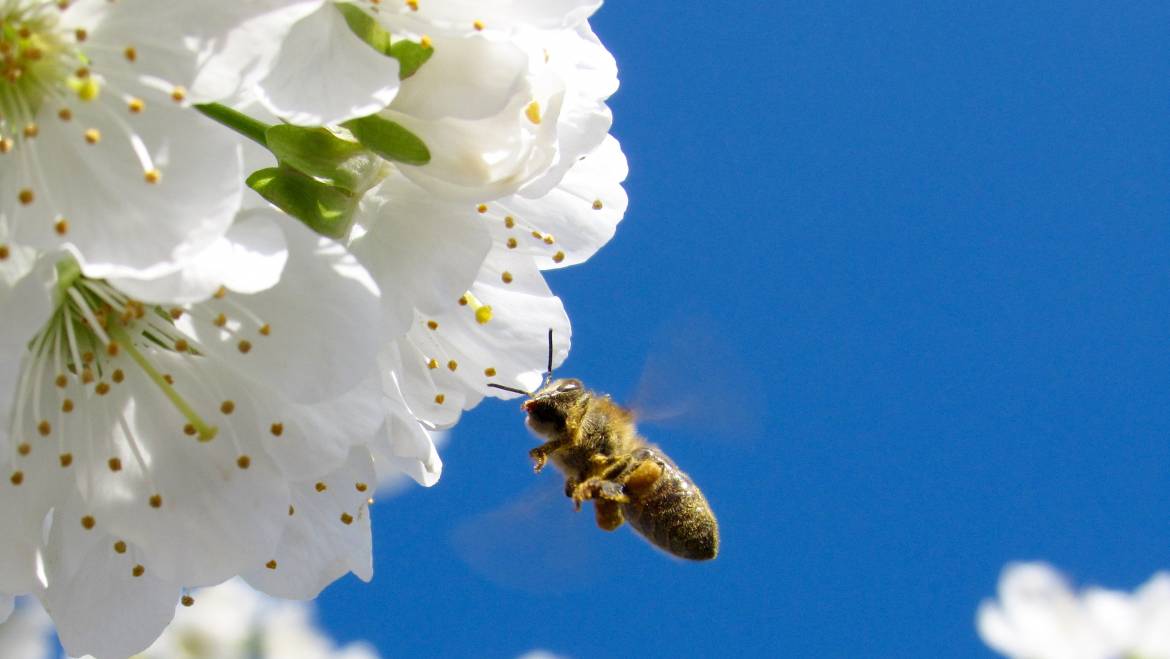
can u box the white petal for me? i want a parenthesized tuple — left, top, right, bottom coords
(108, 208, 289, 305)
(256, 4, 401, 125)
(40, 495, 182, 659)
(244, 448, 376, 599)
(0, 596, 11, 624)
(352, 179, 491, 329)
(379, 0, 601, 37)
(0, 598, 52, 658)
(372, 386, 443, 487)
(184, 219, 382, 403)
(4, 103, 244, 280)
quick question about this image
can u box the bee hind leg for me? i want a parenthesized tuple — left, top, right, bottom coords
(594, 499, 625, 531)
(571, 478, 628, 511)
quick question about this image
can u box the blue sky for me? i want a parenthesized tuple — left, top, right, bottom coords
(318, 2, 1170, 657)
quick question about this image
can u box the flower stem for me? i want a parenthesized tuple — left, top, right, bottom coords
(195, 102, 271, 147)
(109, 324, 218, 441)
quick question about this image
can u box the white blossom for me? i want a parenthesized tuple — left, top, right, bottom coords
(978, 562, 1170, 659)
(0, 0, 324, 279)
(0, 598, 52, 659)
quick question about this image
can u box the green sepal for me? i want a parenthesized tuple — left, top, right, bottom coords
(246, 166, 357, 240)
(334, 2, 433, 79)
(343, 115, 431, 165)
(389, 39, 434, 79)
(335, 3, 392, 55)
(264, 125, 382, 193)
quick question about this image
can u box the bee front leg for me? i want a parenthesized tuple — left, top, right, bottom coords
(527, 439, 566, 473)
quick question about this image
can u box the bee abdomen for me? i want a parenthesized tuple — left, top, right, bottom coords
(624, 458, 719, 561)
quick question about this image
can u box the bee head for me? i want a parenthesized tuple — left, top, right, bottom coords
(523, 378, 586, 434)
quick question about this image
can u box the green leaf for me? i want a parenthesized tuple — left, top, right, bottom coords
(335, 3, 392, 55)
(389, 39, 434, 79)
(265, 125, 382, 193)
(246, 167, 357, 239)
(343, 115, 431, 165)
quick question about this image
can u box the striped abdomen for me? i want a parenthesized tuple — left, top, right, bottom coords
(623, 448, 719, 560)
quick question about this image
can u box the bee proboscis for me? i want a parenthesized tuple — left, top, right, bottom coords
(489, 331, 719, 561)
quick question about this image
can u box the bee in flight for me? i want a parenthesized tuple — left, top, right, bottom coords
(489, 331, 719, 561)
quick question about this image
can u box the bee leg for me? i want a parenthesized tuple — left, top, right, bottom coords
(528, 439, 566, 473)
(571, 478, 628, 511)
(563, 477, 579, 498)
(619, 458, 664, 497)
(593, 499, 625, 532)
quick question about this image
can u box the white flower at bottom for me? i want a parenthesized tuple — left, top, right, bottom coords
(978, 562, 1170, 659)
(0, 212, 386, 659)
(0, 598, 52, 659)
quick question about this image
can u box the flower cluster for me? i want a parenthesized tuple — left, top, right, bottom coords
(0, 1, 624, 657)
(978, 562, 1170, 659)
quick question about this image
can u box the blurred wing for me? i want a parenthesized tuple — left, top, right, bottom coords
(629, 314, 765, 443)
(449, 483, 606, 595)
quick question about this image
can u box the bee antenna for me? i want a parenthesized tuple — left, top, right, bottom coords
(487, 383, 531, 396)
(545, 328, 555, 381)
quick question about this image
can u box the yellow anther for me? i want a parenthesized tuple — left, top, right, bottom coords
(504, 216, 515, 228)
(484, 367, 497, 377)
(174, 338, 189, 352)
(113, 540, 127, 554)
(340, 513, 354, 525)
(23, 123, 38, 138)
(181, 596, 194, 607)
(76, 77, 99, 101)
(525, 101, 542, 124)
(447, 360, 458, 371)
(270, 422, 283, 437)
(183, 423, 196, 436)
(123, 46, 137, 62)
(507, 238, 518, 249)
(62, 398, 74, 412)
(266, 560, 278, 570)
(108, 457, 122, 471)
(427, 320, 439, 330)
(95, 382, 110, 396)
(0, 245, 8, 260)
(236, 455, 251, 469)
(84, 128, 100, 144)
(259, 323, 271, 336)
(434, 394, 445, 404)
(16, 443, 29, 456)
(553, 251, 566, 263)
(128, 97, 144, 113)
(356, 482, 368, 492)
(501, 271, 514, 284)
(213, 286, 227, 299)
(112, 369, 124, 383)
(475, 306, 493, 324)
(458, 295, 469, 306)
(81, 515, 95, 530)
(473, 19, 485, 31)
(477, 203, 488, 213)
(315, 482, 327, 493)
(220, 400, 235, 415)
(74, 28, 87, 42)
(238, 340, 252, 354)
(149, 494, 162, 508)
(18, 189, 33, 205)
(427, 358, 438, 369)
(544, 234, 555, 245)
(59, 453, 73, 468)
(213, 313, 226, 327)
(37, 420, 50, 436)
(406, 0, 418, 10)
(593, 199, 604, 210)
(288, 505, 295, 516)
(171, 86, 186, 102)
(54, 219, 68, 236)
(57, 108, 72, 121)
(132, 564, 145, 577)
(420, 35, 433, 49)
(144, 169, 161, 183)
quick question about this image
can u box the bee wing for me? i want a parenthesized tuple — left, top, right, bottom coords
(448, 483, 606, 594)
(628, 314, 765, 442)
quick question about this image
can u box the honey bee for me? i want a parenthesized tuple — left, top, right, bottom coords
(489, 331, 719, 561)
